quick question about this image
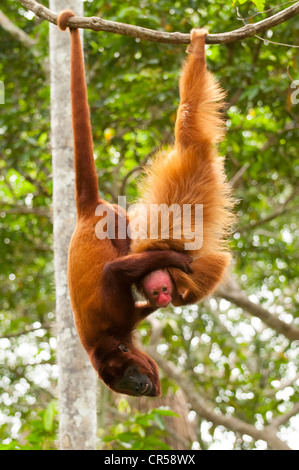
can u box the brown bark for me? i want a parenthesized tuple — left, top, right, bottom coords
(50, 0, 97, 450)
(20, 0, 299, 45)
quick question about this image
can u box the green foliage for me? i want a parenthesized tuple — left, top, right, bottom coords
(233, 0, 266, 11)
(100, 400, 178, 450)
(0, 401, 58, 450)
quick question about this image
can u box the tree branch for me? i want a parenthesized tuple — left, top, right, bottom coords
(0, 202, 51, 218)
(217, 278, 299, 342)
(268, 402, 299, 430)
(19, 0, 299, 44)
(147, 347, 291, 450)
(265, 373, 299, 397)
(0, 9, 49, 74)
(0, 10, 36, 47)
(236, 5, 299, 48)
(0, 321, 53, 339)
(230, 162, 250, 189)
(234, 184, 299, 234)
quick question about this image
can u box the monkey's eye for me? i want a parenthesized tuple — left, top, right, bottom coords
(119, 344, 129, 352)
(153, 291, 159, 296)
(162, 287, 167, 292)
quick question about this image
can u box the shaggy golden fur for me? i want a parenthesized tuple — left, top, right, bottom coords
(131, 30, 235, 306)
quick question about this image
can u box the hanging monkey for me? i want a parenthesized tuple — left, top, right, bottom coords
(57, 10, 193, 397)
(131, 29, 234, 308)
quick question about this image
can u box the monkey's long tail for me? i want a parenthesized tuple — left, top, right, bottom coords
(57, 11, 99, 215)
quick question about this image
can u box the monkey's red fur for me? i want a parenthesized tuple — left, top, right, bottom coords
(57, 10, 193, 397)
(132, 29, 235, 306)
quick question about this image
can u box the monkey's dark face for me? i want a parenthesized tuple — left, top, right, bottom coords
(99, 343, 161, 397)
(114, 364, 154, 396)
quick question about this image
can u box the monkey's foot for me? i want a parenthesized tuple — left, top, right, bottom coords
(179, 289, 189, 300)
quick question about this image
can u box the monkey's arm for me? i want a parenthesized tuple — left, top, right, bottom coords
(103, 250, 192, 286)
(134, 301, 157, 321)
(100, 251, 192, 320)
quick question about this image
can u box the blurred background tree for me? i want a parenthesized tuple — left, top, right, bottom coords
(0, 0, 298, 450)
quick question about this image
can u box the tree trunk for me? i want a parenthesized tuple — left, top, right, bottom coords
(49, 0, 97, 450)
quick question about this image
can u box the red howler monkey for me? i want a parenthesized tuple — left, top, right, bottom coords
(57, 10, 192, 397)
(132, 29, 234, 308)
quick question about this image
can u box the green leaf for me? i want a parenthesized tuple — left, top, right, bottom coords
(117, 431, 138, 443)
(152, 407, 179, 417)
(153, 414, 165, 430)
(251, 0, 265, 10)
(117, 397, 131, 414)
(43, 401, 57, 432)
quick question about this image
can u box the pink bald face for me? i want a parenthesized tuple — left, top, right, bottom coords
(142, 269, 173, 307)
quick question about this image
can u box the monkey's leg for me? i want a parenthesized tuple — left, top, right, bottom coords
(172, 252, 230, 305)
(175, 29, 225, 151)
